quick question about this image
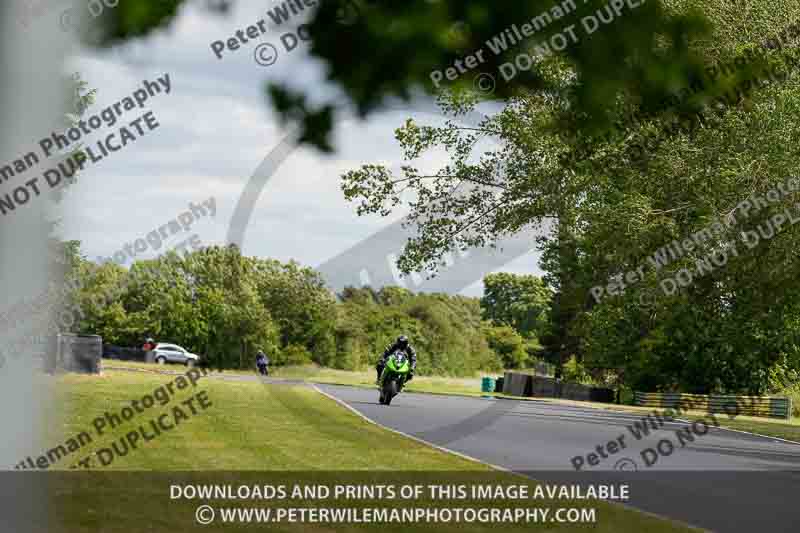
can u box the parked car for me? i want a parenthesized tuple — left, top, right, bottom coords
(152, 343, 200, 367)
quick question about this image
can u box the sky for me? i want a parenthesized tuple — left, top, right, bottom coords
(52, 0, 544, 296)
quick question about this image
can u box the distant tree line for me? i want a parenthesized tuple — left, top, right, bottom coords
(60, 243, 553, 376)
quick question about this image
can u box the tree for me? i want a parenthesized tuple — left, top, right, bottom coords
(181, 245, 280, 369)
(253, 259, 337, 365)
(67, 244, 281, 369)
(61, 243, 525, 375)
(340, 0, 800, 393)
(481, 272, 551, 339)
(483, 324, 528, 369)
(576, 74, 800, 394)
(334, 288, 502, 374)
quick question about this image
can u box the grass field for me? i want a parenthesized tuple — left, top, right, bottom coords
(44, 367, 699, 533)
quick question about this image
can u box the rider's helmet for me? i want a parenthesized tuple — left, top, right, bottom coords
(146, 338, 154, 344)
(396, 335, 409, 348)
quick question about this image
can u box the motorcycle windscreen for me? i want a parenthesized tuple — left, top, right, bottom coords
(388, 352, 409, 372)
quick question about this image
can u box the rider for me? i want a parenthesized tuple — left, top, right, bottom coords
(255, 349, 269, 375)
(376, 335, 417, 383)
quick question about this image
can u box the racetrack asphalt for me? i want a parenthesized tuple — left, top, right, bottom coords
(317, 384, 800, 533)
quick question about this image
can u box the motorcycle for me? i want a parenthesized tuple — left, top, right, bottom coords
(378, 350, 410, 405)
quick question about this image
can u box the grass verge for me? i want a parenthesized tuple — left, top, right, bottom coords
(49, 369, 489, 470)
(44, 367, 698, 533)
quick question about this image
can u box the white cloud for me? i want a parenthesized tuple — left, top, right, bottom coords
(56, 0, 543, 293)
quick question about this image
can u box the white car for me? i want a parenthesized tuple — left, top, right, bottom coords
(152, 343, 200, 366)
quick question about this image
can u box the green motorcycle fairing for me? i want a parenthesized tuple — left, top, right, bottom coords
(386, 354, 410, 373)
(380, 351, 410, 385)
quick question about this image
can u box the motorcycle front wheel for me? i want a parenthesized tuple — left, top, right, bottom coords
(382, 380, 398, 406)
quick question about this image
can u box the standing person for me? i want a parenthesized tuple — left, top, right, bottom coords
(375, 335, 416, 383)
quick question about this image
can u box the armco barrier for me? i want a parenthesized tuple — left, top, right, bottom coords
(530, 374, 558, 397)
(634, 391, 792, 420)
(502, 371, 531, 396)
(502, 371, 614, 403)
(102, 344, 147, 362)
